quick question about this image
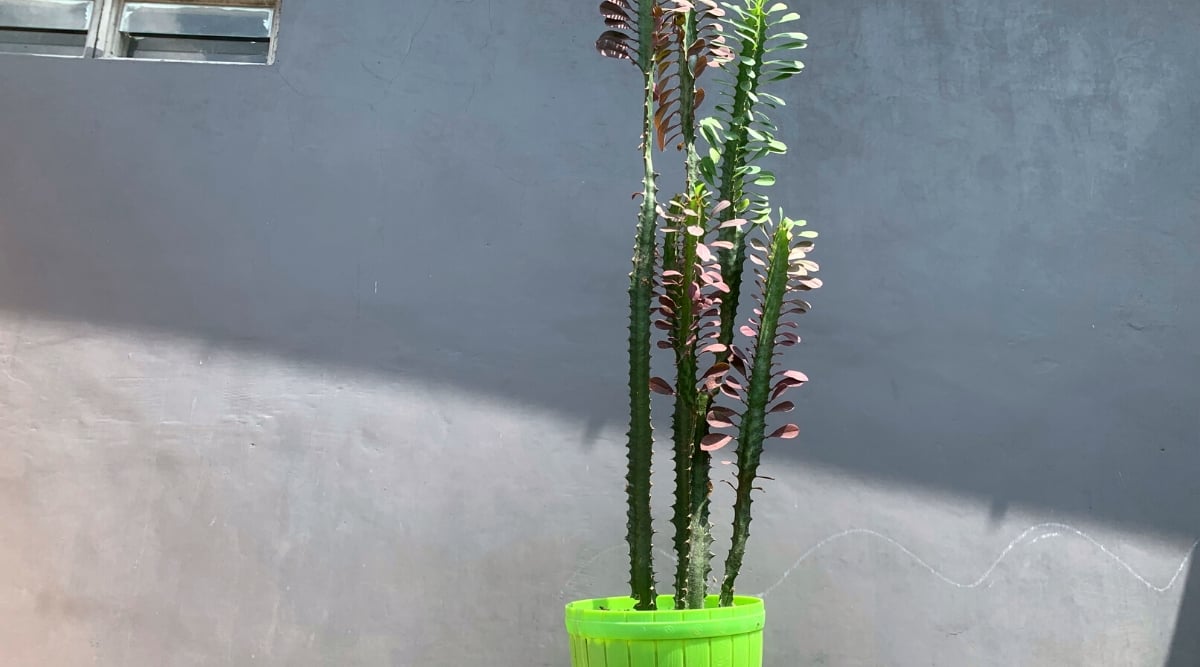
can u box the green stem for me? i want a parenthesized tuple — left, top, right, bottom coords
(679, 8, 717, 611)
(657, 5, 716, 610)
(714, 4, 769, 352)
(684, 393, 713, 608)
(626, 0, 660, 612)
(669, 206, 702, 608)
(720, 221, 793, 606)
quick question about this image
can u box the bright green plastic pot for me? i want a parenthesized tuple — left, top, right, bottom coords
(564, 595, 764, 666)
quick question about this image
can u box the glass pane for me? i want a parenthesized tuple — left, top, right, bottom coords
(125, 34, 268, 63)
(0, 0, 92, 31)
(0, 26, 86, 55)
(119, 2, 272, 39)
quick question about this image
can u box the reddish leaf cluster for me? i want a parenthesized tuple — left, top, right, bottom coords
(596, 0, 640, 63)
(652, 1, 732, 150)
(700, 224, 820, 451)
(647, 195, 733, 397)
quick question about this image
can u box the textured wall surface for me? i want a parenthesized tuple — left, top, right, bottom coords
(1, 0, 1198, 665)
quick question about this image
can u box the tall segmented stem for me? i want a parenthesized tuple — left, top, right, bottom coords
(720, 220, 795, 605)
(624, 0, 662, 612)
(713, 2, 770, 351)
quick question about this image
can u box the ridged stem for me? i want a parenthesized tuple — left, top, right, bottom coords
(626, 0, 661, 612)
(720, 221, 793, 606)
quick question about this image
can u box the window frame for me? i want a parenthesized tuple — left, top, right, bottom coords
(0, 0, 280, 64)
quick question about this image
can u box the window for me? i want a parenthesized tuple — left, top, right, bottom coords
(0, 0, 94, 57)
(0, 0, 278, 63)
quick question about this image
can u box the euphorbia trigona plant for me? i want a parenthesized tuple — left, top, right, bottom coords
(597, 0, 819, 611)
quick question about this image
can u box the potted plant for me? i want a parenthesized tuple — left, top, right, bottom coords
(564, 0, 819, 664)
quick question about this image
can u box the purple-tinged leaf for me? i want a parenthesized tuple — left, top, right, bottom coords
(749, 254, 766, 266)
(700, 343, 728, 354)
(710, 240, 735, 250)
(707, 412, 735, 428)
(696, 243, 714, 262)
(779, 370, 810, 383)
(709, 405, 737, 420)
(656, 340, 674, 349)
(712, 200, 732, 215)
(649, 377, 675, 395)
(653, 320, 672, 331)
(702, 362, 731, 380)
(769, 401, 795, 414)
(769, 424, 800, 439)
(719, 383, 742, 398)
(739, 325, 757, 337)
(600, 0, 632, 21)
(770, 375, 807, 401)
(719, 218, 749, 229)
(686, 225, 705, 237)
(701, 434, 734, 452)
(595, 28, 635, 59)
(776, 332, 801, 346)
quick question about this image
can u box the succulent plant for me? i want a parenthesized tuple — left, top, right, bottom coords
(597, 0, 819, 610)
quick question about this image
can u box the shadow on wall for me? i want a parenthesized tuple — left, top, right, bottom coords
(1168, 560, 1200, 666)
(1, 0, 1199, 661)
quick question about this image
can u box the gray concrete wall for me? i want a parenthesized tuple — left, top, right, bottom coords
(1, 0, 1197, 665)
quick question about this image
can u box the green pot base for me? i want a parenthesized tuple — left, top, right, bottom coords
(565, 595, 764, 666)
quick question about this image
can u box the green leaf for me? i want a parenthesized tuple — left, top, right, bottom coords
(699, 117, 724, 147)
(774, 12, 801, 24)
(754, 172, 776, 186)
(759, 92, 786, 107)
(771, 41, 808, 52)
